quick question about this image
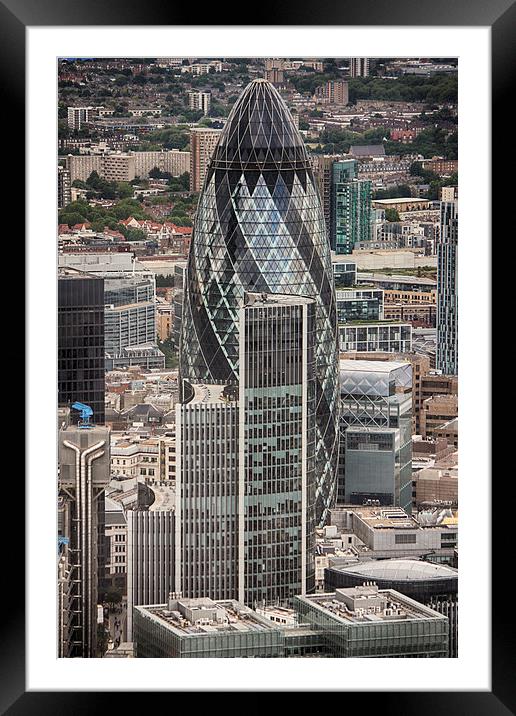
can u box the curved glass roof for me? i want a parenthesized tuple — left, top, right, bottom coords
(210, 79, 309, 171)
(334, 559, 458, 582)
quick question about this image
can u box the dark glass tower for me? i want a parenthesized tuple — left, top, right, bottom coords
(58, 269, 105, 424)
(180, 79, 339, 524)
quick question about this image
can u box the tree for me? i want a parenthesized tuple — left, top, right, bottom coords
(385, 208, 400, 222)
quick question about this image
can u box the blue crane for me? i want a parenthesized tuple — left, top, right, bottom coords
(71, 401, 93, 428)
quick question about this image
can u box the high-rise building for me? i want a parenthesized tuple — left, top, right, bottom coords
(58, 254, 165, 371)
(311, 154, 349, 243)
(58, 267, 105, 424)
(338, 359, 413, 510)
(176, 293, 317, 607)
(239, 293, 316, 606)
(264, 59, 285, 87)
(436, 188, 458, 375)
(180, 79, 339, 527)
(126, 490, 176, 641)
(349, 57, 370, 77)
(334, 178, 372, 254)
(58, 423, 111, 657)
(314, 80, 349, 106)
(189, 127, 221, 192)
(175, 382, 240, 602)
(188, 91, 211, 116)
(58, 165, 71, 209)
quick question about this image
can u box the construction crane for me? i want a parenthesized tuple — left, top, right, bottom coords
(71, 401, 93, 428)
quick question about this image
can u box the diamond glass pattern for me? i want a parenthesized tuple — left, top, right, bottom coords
(180, 79, 339, 525)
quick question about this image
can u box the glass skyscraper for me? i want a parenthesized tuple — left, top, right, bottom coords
(180, 79, 339, 525)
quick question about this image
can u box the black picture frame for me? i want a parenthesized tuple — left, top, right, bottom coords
(3, 1, 502, 711)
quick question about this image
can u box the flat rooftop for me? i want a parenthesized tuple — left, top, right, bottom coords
(189, 383, 229, 405)
(245, 292, 314, 307)
(349, 505, 419, 530)
(136, 598, 277, 637)
(340, 358, 410, 373)
(299, 586, 444, 624)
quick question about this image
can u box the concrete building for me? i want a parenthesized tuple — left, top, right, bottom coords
(436, 189, 458, 375)
(133, 149, 190, 179)
(67, 105, 101, 130)
(315, 80, 349, 106)
(126, 486, 176, 641)
(188, 91, 211, 116)
(189, 127, 221, 192)
(420, 394, 458, 440)
(414, 450, 458, 508)
(349, 57, 370, 77)
(328, 504, 458, 563)
(294, 585, 449, 657)
(104, 499, 127, 593)
(58, 423, 111, 657)
(58, 165, 72, 209)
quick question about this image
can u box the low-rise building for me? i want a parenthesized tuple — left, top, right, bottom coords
(294, 585, 449, 657)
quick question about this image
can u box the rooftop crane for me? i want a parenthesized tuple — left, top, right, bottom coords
(71, 401, 93, 428)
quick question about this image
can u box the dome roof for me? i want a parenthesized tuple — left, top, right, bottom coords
(210, 79, 309, 171)
(334, 559, 458, 582)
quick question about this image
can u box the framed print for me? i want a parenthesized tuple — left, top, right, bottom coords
(2, 0, 504, 711)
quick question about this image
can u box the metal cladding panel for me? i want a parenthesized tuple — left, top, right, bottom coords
(180, 79, 339, 526)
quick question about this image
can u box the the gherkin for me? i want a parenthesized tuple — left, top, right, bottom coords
(180, 78, 339, 525)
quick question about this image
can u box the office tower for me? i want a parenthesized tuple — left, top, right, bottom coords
(189, 127, 221, 192)
(177, 294, 317, 606)
(58, 423, 111, 657)
(188, 91, 211, 116)
(349, 57, 370, 77)
(334, 178, 372, 255)
(436, 189, 458, 375)
(126, 497, 175, 641)
(58, 165, 71, 209)
(338, 359, 413, 510)
(59, 254, 165, 371)
(58, 268, 105, 424)
(264, 58, 285, 86)
(314, 80, 349, 106)
(175, 382, 240, 601)
(239, 293, 316, 606)
(180, 79, 339, 527)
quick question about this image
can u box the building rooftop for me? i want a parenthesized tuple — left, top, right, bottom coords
(244, 292, 314, 307)
(340, 358, 410, 374)
(299, 585, 444, 623)
(329, 559, 458, 582)
(136, 597, 277, 637)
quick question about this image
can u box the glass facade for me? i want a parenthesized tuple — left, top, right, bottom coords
(294, 592, 449, 658)
(338, 361, 413, 511)
(336, 288, 384, 323)
(242, 296, 316, 606)
(436, 200, 458, 374)
(58, 273, 105, 424)
(180, 79, 339, 526)
(333, 178, 372, 255)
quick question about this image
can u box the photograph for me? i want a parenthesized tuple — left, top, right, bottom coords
(56, 55, 460, 660)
